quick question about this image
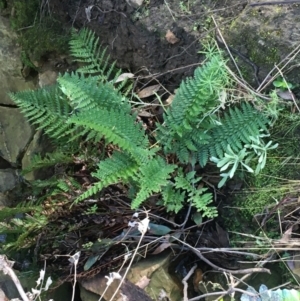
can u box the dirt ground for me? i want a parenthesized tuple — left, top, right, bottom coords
(48, 0, 246, 93)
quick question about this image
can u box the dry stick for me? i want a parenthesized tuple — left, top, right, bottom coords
(215, 273, 251, 301)
(188, 286, 258, 301)
(171, 235, 270, 275)
(224, 65, 271, 100)
(182, 264, 197, 301)
(257, 43, 300, 92)
(250, 0, 300, 6)
(212, 16, 245, 82)
(211, 18, 271, 101)
(0, 255, 29, 301)
(164, 0, 176, 21)
(108, 213, 150, 301)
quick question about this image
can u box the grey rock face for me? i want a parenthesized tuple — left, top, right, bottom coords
(0, 17, 35, 105)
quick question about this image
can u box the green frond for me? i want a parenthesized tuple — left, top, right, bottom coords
(67, 109, 150, 163)
(75, 151, 139, 203)
(9, 85, 73, 141)
(22, 151, 73, 175)
(57, 72, 131, 113)
(161, 184, 185, 213)
(161, 52, 229, 137)
(0, 207, 36, 221)
(131, 158, 176, 209)
(69, 28, 118, 82)
(197, 103, 270, 166)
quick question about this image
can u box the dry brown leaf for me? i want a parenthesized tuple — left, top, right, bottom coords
(137, 109, 154, 117)
(115, 72, 134, 83)
(193, 268, 203, 293)
(137, 84, 160, 98)
(165, 29, 180, 44)
(152, 242, 171, 254)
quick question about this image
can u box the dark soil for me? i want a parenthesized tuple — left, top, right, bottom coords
(48, 0, 246, 93)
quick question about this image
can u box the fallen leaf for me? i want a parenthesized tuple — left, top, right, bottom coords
(192, 212, 202, 226)
(137, 84, 160, 98)
(152, 242, 172, 254)
(165, 29, 180, 44)
(276, 89, 295, 100)
(148, 223, 171, 235)
(193, 268, 203, 293)
(115, 72, 134, 83)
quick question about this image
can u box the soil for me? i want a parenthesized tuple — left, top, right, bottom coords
(47, 0, 247, 93)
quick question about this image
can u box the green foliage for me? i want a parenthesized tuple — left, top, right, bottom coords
(10, 28, 277, 243)
(157, 46, 275, 187)
(161, 170, 216, 217)
(9, 84, 72, 143)
(69, 28, 118, 82)
(11, 28, 192, 215)
(202, 103, 270, 161)
(0, 206, 47, 251)
(11, 0, 69, 60)
(132, 157, 176, 209)
(0, 0, 7, 10)
(273, 77, 296, 90)
(157, 49, 229, 161)
(22, 151, 73, 175)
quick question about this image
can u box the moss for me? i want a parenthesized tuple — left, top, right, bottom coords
(227, 107, 300, 226)
(19, 18, 69, 60)
(0, 0, 7, 10)
(10, 0, 69, 61)
(10, 0, 40, 30)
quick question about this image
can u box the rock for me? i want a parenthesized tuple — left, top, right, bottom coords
(22, 130, 54, 181)
(0, 107, 33, 166)
(0, 169, 18, 192)
(80, 251, 182, 301)
(0, 16, 35, 105)
(0, 169, 21, 206)
(38, 70, 58, 87)
(224, 4, 300, 85)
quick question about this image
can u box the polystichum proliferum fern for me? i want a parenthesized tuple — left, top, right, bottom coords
(10, 28, 276, 219)
(157, 46, 276, 186)
(10, 28, 195, 214)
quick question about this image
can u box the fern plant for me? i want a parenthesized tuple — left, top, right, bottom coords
(157, 46, 277, 186)
(9, 28, 185, 215)
(9, 28, 277, 229)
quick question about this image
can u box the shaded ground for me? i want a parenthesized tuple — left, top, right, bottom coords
(48, 0, 246, 92)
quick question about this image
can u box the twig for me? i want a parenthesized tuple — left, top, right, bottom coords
(171, 236, 271, 275)
(257, 43, 300, 92)
(164, 0, 176, 21)
(250, 0, 300, 6)
(0, 255, 29, 301)
(182, 264, 197, 301)
(108, 211, 150, 301)
(212, 16, 245, 82)
(188, 286, 258, 301)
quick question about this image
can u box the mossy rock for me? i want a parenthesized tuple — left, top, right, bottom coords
(10, 0, 69, 61)
(224, 4, 300, 85)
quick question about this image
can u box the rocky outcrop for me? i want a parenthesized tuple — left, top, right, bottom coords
(0, 16, 35, 205)
(222, 4, 300, 87)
